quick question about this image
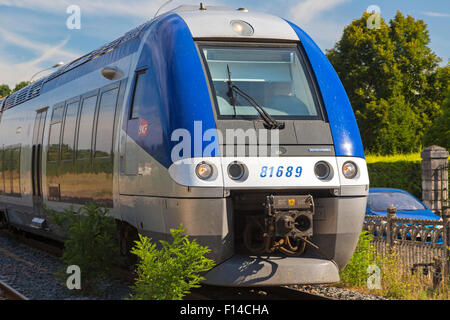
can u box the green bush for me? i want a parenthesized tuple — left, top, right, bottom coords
(423, 89, 450, 150)
(128, 225, 215, 300)
(340, 231, 377, 287)
(366, 153, 422, 199)
(45, 202, 122, 293)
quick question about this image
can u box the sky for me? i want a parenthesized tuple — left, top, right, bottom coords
(0, 0, 449, 88)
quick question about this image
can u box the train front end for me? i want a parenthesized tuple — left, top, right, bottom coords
(137, 6, 369, 286)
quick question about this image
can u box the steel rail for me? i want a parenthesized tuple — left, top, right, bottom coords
(264, 286, 336, 300)
(187, 284, 336, 300)
(0, 280, 28, 300)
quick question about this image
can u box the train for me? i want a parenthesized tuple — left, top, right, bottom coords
(0, 4, 369, 286)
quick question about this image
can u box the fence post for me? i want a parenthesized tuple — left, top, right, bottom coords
(387, 205, 397, 252)
(443, 207, 449, 281)
(421, 146, 449, 214)
(432, 256, 443, 289)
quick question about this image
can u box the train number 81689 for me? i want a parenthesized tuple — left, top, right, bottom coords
(260, 166, 302, 178)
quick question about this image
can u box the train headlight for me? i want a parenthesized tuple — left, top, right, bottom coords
(230, 20, 254, 36)
(342, 161, 358, 179)
(228, 161, 246, 181)
(196, 162, 213, 180)
(314, 161, 332, 181)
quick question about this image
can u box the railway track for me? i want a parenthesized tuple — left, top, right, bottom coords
(0, 229, 63, 257)
(187, 285, 336, 300)
(0, 229, 336, 301)
(0, 279, 28, 300)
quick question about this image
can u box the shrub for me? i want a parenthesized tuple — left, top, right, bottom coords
(340, 236, 449, 299)
(128, 225, 215, 300)
(366, 153, 422, 199)
(377, 249, 449, 300)
(45, 202, 122, 293)
(339, 231, 377, 287)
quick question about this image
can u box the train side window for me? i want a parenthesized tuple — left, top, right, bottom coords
(51, 106, 64, 124)
(3, 148, 12, 194)
(130, 71, 147, 119)
(0, 146, 4, 194)
(0, 146, 20, 196)
(77, 95, 98, 159)
(95, 88, 119, 158)
(11, 146, 20, 195)
(48, 105, 64, 162)
(61, 101, 80, 161)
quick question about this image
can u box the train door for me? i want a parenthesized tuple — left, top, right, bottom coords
(31, 108, 47, 210)
(121, 68, 147, 178)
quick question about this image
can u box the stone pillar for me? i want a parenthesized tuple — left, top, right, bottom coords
(421, 146, 449, 215)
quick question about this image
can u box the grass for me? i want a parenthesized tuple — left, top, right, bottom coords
(366, 153, 422, 164)
(373, 249, 448, 300)
(338, 232, 449, 300)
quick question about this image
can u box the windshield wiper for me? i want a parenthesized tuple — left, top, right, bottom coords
(226, 65, 285, 130)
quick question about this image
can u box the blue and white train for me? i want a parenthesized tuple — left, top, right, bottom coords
(0, 4, 369, 286)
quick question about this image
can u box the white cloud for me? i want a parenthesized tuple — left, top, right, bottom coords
(286, 0, 351, 51)
(0, 28, 80, 87)
(0, 0, 170, 88)
(420, 11, 450, 18)
(0, 0, 196, 18)
(289, 0, 351, 24)
(0, 27, 78, 61)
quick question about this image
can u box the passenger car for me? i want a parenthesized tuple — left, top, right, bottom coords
(366, 188, 441, 221)
(0, 4, 370, 286)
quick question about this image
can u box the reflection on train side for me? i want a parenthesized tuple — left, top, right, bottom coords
(45, 82, 123, 208)
(0, 145, 21, 197)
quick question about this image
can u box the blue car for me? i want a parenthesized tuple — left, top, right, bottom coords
(366, 188, 443, 243)
(366, 188, 441, 220)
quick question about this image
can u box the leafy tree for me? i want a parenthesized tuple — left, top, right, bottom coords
(359, 95, 423, 154)
(12, 81, 30, 92)
(0, 84, 11, 98)
(327, 11, 449, 154)
(423, 89, 450, 149)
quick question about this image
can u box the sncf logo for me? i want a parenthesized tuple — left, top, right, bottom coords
(138, 119, 149, 137)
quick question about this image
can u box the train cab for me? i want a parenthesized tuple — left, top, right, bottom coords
(0, 4, 369, 287)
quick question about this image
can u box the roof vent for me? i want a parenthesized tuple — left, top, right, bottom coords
(237, 8, 248, 12)
(199, 2, 207, 10)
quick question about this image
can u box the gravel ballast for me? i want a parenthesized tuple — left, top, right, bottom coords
(0, 232, 132, 300)
(291, 284, 389, 300)
(1, 232, 390, 300)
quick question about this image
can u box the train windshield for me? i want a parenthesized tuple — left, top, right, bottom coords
(200, 45, 321, 119)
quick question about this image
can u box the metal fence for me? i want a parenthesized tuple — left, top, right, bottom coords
(437, 164, 448, 216)
(363, 206, 449, 288)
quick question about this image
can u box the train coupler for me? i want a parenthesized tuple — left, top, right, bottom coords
(243, 195, 314, 256)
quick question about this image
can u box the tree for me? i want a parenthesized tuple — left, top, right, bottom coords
(359, 95, 423, 154)
(422, 89, 450, 150)
(326, 11, 449, 154)
(0, 84, 11, 98)
(13, 81, 30, 92)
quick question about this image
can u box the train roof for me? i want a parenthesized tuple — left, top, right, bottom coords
(1, 4, 298, 111)
(172, 5, 298, 41)
(2, 19, 151, 111)
(0, 98, 5, 114)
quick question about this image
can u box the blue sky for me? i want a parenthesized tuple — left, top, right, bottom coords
(0, 0, 448, 87)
